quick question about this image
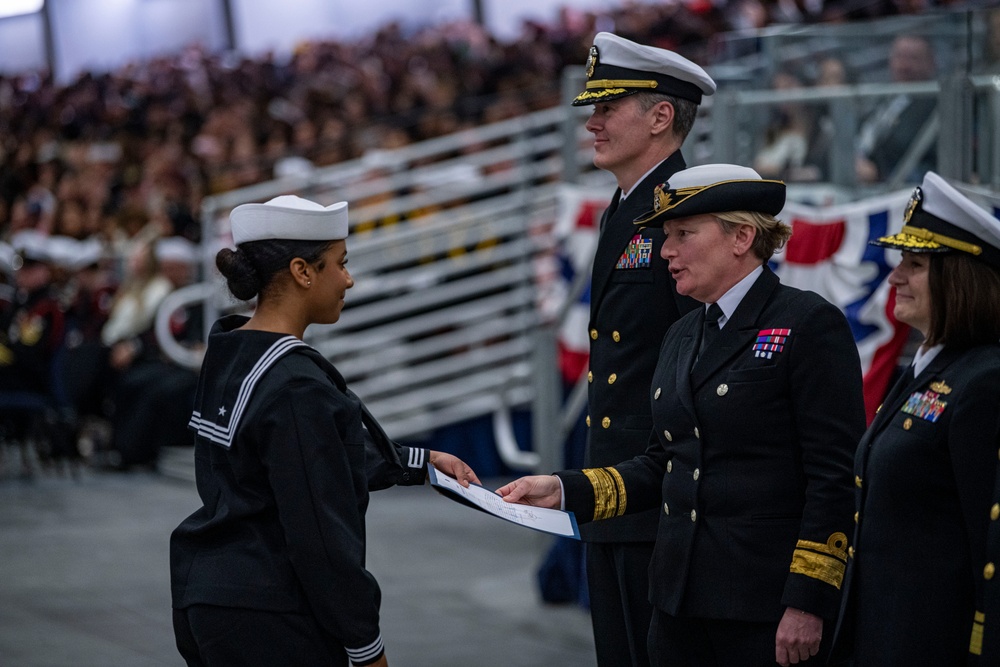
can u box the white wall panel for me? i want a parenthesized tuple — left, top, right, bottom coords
(231, 0, 469, 56)
(51, 0, 224, 81)
(0, 13, 47, 74)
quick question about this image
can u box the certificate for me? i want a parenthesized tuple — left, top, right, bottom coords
(427, 465, 580, 539)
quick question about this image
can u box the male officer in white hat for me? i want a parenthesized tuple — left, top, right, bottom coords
(570, 32, 716, 667)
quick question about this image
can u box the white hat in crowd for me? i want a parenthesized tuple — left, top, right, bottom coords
(229, 195, 349, 245)
(156, 236, 198, 265)
(10, 229, 52, 264)
(572, 32, 716, 107)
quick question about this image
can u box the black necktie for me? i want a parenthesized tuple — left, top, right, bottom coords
(699, 303, 724, 358)
(600, 194, 620, 233)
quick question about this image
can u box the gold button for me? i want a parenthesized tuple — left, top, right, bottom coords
(612, 331, 621, 342)
(608, 373, 617, 385)
(903, 418, 913, 430)
(602, 417, 611, 429)
(848, 546, 855, 558)
(666, 460, 673, 473)
(588, 371, 593, 383)
(663, 503, 669, 515)
(876, 404, 883, 414)
(693, 468, 700, 481)
(992, 504, 1000, 521)
(654, 388, 661, 400)
(590, 329, 598, 340)
(986, 563, 996, 580)
(854, 511, 859, 524)
(855, 475, 863, 488)
(586, 416, 591, 427)
(690, 510, 697, 522)
(717, 384, 729, 397)
(663, 430, 672, 442)
(694, 427, 700, 439)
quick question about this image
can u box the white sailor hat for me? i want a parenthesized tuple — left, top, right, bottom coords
(45, 235, 83, 270)
(871, 171, 1000, 268)
(155, 236, 198, 265)
(230, 195, 349, 245)
(634, 164, 786, 226)
(74, 237, 105, 270)
(10, 229, 53, 264)
(0, 241, 17, 276)
(572, 32, 716, 107)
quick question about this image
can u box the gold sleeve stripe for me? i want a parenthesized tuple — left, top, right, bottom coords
(970, 612, 984, 656)
(582, 467, 627, 521)
(790, 549, 847, 589)
(795, 532, 849, 561)
(607, 467, 627, 516)
(789, 533, 850, 589)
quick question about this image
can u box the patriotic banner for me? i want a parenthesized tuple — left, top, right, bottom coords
(537, 185, 610, 384)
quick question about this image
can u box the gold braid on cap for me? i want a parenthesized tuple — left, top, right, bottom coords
(582, 467, 627, 520)
(900, 225, 983, 256)
(585, 79, 659, 90)
(789, 532, 849, 589)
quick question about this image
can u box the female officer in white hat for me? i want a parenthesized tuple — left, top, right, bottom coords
(169, 196, 479, 667)
(500, 164, 864, 667)
(834, 172, 1000, 665)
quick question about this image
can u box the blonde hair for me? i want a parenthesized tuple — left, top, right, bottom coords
(714, 210, 792, 261)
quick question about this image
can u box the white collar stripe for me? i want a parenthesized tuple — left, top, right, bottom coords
(189, 336, 308, 448)
(188, 335, 303, 440)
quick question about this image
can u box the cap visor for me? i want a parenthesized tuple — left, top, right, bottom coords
(633, 209, 661, 226)
(571, 88, 638, 106)
(869, 232, 949, 252)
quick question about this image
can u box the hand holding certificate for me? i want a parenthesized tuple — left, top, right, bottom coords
(427, 465, 580, 539)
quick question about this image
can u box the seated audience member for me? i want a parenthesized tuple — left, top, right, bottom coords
(101, 238, 199, 469)
(855, 34, 937, 184)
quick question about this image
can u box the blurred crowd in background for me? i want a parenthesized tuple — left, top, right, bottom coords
(0, 0, 992, 476)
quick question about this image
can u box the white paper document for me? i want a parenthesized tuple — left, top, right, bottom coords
(427, 465, 580, 539)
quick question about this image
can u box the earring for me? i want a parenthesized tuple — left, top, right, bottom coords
(307, 281, 312, 287)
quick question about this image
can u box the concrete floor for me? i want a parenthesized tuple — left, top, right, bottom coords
(0, 447, 596, 667)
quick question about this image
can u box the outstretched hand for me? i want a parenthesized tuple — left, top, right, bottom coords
(496, 475, 562, 509)
(428, 451, 481, 487)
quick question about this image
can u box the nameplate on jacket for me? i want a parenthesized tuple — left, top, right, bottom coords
(900, 387, 948, 422)
(616, 233, 652, 269)
(753, 328, 790, 359)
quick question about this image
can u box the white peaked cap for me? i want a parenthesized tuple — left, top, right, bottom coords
(573, 32, 716, 106)
(921, 172, 1000, 253)
(230, 195, 349, 245)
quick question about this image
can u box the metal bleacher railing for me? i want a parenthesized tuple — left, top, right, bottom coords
(158, 8, 998, 474)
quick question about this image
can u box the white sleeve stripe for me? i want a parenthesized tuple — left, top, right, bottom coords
(346, 635, 384, 662)
(407, 448, 425, 469)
